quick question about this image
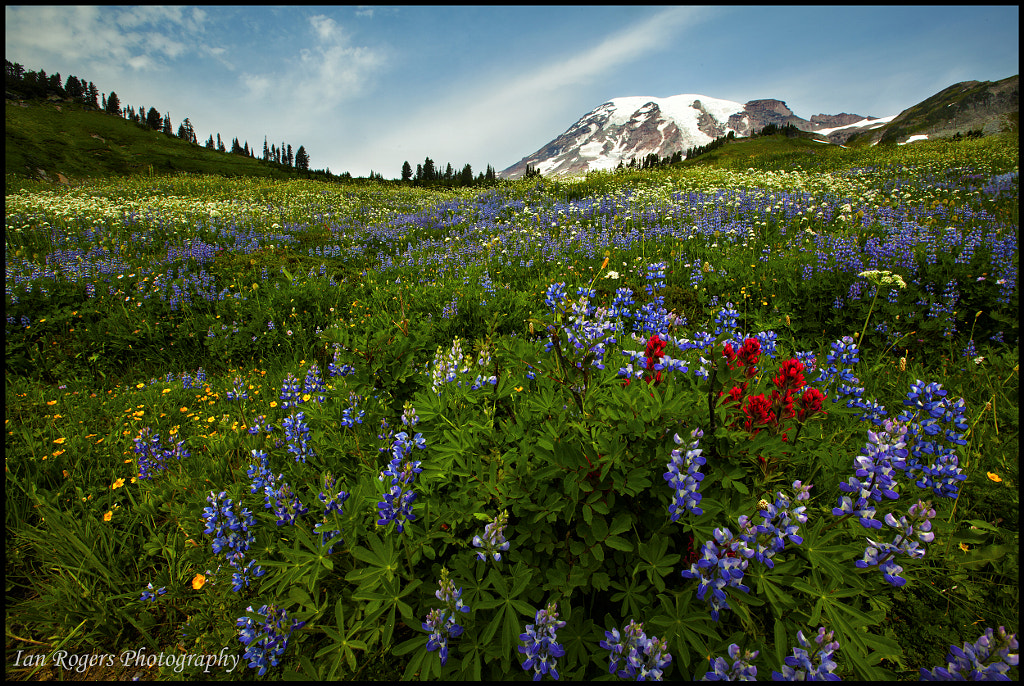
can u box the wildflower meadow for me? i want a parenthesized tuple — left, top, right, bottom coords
(5, 133, 1018, 680)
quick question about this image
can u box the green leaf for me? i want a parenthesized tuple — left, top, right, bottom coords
(591, 514, 609, 540)
(609, 512, 632, 536)
(605, 535, 634, 552)
(774, 618, 789, 665)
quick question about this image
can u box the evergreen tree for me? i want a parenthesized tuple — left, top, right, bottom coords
(401, 160, 412, 182)
(415, 163, 423, 181)
(217, 134, 225, 153)
(180, 117, 196, 143)
(87, 82, 99, 108)
(107, 94, 121, 115)
(6, 60, 25, 83)
(162, 113, 172, 135)
(64, 75, 83, 99)
(287, 144, 294, 167)
(101, 93, 106, 111)
(146, 107, 162, 130)
(423, 156, 435, 181)
(444, 162, 453, 181)
(295, 145, 309, 171)
(205, 135, 215, 149)
(231, 137, 242, 154)
(460, 163, 473, 185)
(263, 136, 269, 161)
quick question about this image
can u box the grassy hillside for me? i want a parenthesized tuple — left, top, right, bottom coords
(846, 74, 1018, 146)
(5, 99, 306, 182)
(678, 130, 836, 169)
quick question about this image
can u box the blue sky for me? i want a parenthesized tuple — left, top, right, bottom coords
(5, 5, 1019, 177)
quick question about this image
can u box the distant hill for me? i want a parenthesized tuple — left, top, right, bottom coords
(5, 98, 316, 182)
(846, 75, 1018, 146)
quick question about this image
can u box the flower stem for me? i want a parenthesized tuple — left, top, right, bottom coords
(856, 287, 880, 354)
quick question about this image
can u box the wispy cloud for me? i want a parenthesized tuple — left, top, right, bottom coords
(238, 12, 387, 133)
(360, 6, 712, 171)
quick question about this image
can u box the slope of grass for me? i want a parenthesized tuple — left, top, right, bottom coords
(5, 99, 302, 181)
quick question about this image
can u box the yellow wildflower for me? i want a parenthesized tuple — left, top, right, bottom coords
(987, 472, 1002, 483)
(192, 573, 206, 590)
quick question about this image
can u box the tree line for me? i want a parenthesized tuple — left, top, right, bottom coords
(5, 60, 330, 178)
(400, 156, 500, 187)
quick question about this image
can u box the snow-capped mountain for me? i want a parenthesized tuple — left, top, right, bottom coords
(499, 94, 883, 178)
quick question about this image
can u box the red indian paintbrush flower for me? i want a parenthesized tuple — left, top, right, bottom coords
(773, 358, 806, 391)
(797, 388, 825, 421)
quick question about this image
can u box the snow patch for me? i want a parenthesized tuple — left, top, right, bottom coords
(898, 134, 929, 145)
(605, 94, 744, 131)
(813, 114, 896, 136)
(579, 141, 606, 158)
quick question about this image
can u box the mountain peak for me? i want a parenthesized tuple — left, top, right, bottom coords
(500, 93, 880, 178)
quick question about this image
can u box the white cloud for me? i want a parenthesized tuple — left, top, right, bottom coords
(6, 5, 206, 70)
(240, 13, 386, 120)
(241, 73, 272, 99)
(310, 14, 340, 42)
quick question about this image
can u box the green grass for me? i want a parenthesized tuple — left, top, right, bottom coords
(5, 100, 306, 181)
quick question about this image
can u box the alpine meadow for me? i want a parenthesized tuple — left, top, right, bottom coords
(5, 67, 1020, 680)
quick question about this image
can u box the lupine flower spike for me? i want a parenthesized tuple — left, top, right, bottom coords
(519, 602, 567, 680)
(472, 509, 511, 562)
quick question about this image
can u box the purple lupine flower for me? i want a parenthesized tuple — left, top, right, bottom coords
(855, 499, 936, 587)
(920, 626, 1018, 680)
(271, 483, 309, 527)
(279, 372, 302, 410)
(600, 619, 673, 680)
(519, 602, 567, 680)
(314, 473, 349, 554)
(894, 381, 968, 499)
(282, 411, 315, 463)
(134, 427, 189, 481)
(226, 375, 249, 402)
(665, 427, 706, 519)
(303, 363, 326, 403)
(236, 604, 307, 676)
(423, 567, 471, 666)
(230, 558, 266, 592)
(140, 582, 167, 602)
(680, 527, 752, 622)
(685, 482, 809, 621)
(772, 627, 841, 681)
(833, 418, 909, 529)
(376, 431, 425, 533)
(472, 510, 510, 562)
(705, 643, 759, 681)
